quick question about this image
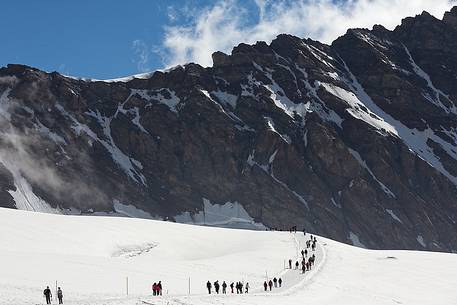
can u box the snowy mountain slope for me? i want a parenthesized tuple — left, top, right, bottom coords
(1, 7, 457, 251)
(0, 208, 456, 305)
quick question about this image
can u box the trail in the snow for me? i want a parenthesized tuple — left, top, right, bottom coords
(149, 233, 326, 305)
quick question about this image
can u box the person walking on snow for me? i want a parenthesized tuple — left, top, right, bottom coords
(278, 278, 282, 287)
(214, 281, 220, 294)
(43, 286, 52, 305)
(57, 287, 63, 304)
(295, 261, 299, 269)
(222, 281, 227, 294)
(158, 281, 163, 296)
(268, 280, 273, 291)
(301, 250, 305, 258)
(207, 281, 212, 294)
(305, 249, 308, 257)
(239, 282, 244, 294)
(245, 282, 249, 293)
(230, 282, 234, 293)
(302, 264, 306, 274)
(263, 281, 268, 291)
(273, 277, 277, 288)
(152, 283, 157, 296)
(289, 259, 292, 269)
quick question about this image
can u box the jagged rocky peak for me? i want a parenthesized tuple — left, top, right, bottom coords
(1, 7, 457, 252)
(443, 6, 457, 29)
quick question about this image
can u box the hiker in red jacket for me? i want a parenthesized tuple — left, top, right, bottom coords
(152, 283, 157, 296)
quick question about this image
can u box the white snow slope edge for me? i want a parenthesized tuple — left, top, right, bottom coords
(0, 208, 456, 305)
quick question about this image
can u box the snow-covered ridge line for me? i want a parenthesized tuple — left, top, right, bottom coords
(61, 65, 185, 83)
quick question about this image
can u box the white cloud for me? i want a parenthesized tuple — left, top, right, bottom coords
(161, 0, 456, 68)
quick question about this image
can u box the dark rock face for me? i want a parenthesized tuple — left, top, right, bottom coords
(1, 8, 457, 251)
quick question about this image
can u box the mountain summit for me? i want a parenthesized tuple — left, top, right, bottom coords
(1, 7, 457, 251)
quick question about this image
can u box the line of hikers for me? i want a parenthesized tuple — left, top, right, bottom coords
(151, 281, 163, 296)
(263, 277, 282, 291)
(206, 280, 249, 294)
(286, 234, 318, 274)
(43, 286, 63, 304)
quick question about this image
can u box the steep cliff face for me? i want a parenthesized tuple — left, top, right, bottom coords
(1, 8, 457, 251)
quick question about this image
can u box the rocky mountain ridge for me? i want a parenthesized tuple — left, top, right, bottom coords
(1, 7, 457, 251)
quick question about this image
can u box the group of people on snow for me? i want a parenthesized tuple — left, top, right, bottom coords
(288, 234, 318, 274)
(43, 286, 63, 304)
(151, 281, 163, 296)
(263, 277, 282, 291)
(206, 280, 249, 294)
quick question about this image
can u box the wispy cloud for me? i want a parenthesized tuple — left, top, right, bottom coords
(160, 0, 456, 68)
(132, 39, 151, 73)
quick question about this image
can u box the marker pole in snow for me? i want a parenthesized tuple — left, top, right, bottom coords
(126, 277, 129, 296)
(188, 277, 191, 295)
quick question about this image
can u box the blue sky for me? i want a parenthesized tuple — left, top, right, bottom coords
(0, 0, 259, 79)
(1, 0, 453, 79)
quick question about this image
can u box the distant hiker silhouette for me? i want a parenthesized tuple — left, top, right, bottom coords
(57, 287, 63, 304)
(43, 286, 52, 305)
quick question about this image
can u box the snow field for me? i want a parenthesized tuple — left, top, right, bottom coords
(0, 208, 297, 304)
(1, 207, 456, 305)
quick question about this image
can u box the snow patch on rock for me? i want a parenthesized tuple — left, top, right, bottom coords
(175, 198, 266, 230)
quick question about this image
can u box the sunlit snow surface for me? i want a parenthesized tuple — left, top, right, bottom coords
(0, 208, 456, 305)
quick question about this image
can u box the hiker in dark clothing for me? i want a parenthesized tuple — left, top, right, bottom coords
(295, 261, 299, 269)
(273, 277, 278, 288)
(278, 278, 282, 287)
(214, 281, 220, 294)
(245, 282, 249, 294)
(264, 281, 268, 291)
(57, 287, 63, 304)
(302, 264, 306, 274)
(239, 282, 243, 294)
(268, 280, 273, 291)
(230, 282, 234, 293)
(289, 259, 292, 269)
(305, 249, 308, 257)
(158, 281, 163, 296)
(222, 281, 227, 294)
(152, 283, 157, 296)
(207, 281, 212, 294)
(43, 286, 52, 305)
(301, 250, 305, 258)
